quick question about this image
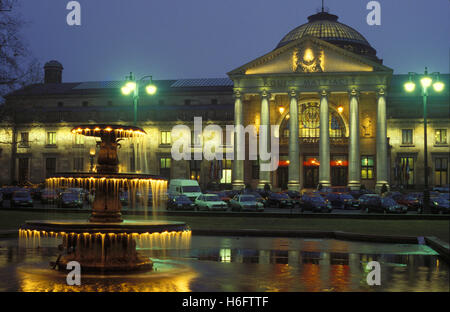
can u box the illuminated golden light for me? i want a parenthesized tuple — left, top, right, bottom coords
(278, 106, 285, 114)
(126, 81, 136, 91)
(404, 81, 416, 92)
(146, 84, 157, 95)
(89, 148, 96, 156)
(303, 48, 314, 62)
(105, 127, 112, 132)
(337, 105, 344, 113)
(121, 86, 131, 95)
(433, 81, 444, 92)
(420, 76, 432, 88)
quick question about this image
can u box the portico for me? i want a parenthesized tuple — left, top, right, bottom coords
(228, 18, 393, 192)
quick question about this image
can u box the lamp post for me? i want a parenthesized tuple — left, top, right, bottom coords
(404, 67, 445, 214)
(121, 72, 157, 126)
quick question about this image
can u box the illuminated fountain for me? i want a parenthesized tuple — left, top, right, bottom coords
(19, 125, 190, 272)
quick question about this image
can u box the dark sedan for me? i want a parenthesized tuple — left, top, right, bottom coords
(40, 189, 58, 204)
(167, 195, 195, 211)
(430, 197, 450, 214)
(58, 192, 83, 208)
(301, 194, 332, 213)
(397, 193, 422, 212)
(11, 191, 34, 208)
(359, 194, 382, 213)
(265, 192, 295, 208)
(381, 197, 408, 214)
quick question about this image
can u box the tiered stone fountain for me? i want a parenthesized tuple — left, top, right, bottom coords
(19, 125, 190, 272)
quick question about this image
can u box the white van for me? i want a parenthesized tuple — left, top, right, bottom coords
(168, 179, 202, 201)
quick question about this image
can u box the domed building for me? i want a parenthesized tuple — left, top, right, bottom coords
(275, 11, 380, 62)
(0, 10, 448, 193)
(227, 9, 396, 192)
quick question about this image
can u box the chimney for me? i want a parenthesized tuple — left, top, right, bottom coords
(44, 60, 63, 83)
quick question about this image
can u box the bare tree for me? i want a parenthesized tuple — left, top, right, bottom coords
(0, 0, 43, 102)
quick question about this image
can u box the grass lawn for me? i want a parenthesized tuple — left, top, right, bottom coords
(1, 210, 448, 242)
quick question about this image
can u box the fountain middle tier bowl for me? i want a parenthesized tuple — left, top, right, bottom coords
(20, 220, 190, 234)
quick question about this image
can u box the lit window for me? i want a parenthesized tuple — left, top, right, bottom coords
(161, 131, 171, 145)
(160, 157, 171, 169)
(402, 129, 413, 145)
(160, 157, 171, 178)
(73, 134, 84, 146)
(47, 132, 56, 146)
(435, 129, 447, 144)
(361, 156, 374, 180)
(19, 132, 29, 147)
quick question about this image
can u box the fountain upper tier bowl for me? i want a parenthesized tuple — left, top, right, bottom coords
(71, 124, 146, 138)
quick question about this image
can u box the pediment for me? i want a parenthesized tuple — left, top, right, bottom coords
(228, 36, 392, 77)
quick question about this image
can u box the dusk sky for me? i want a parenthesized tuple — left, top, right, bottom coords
(17, 0, 450, 82)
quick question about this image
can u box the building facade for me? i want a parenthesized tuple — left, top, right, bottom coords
(0, 11, 448, 191)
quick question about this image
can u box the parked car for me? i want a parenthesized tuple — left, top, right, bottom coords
(349, 188, 375, 199)
(57, 192, 83, 208)
(432, 185, 450, 193)
(326, 193, 358, 209)
(229, 195, 264, 212)
(168, 179, 202, 201)
(301, 193, 332, 213)
(167, 195, 196, 211)
(241, 190, 267, 207)
(381, 197, 408, 214)
(359, 194, 382, 213)
(1, 186, 22, 200)
(397, 193, 421, 212)
(194, 194, 228, 211)
(384, 191, 403, 202)
(265, 192, 296, 209)
(430, 196, 450, 214)
(11, 190, 34, 208)
(340, 193, 359, 209)
(205, 191, 232, 206)
(40, 189, 58, 204)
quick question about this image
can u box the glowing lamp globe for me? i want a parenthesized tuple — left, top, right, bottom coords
(121, 86, 131, 95)
(420, 77, 432, 88)
(404, 82, 416, 92)
(433, 81, 444, 92)
(146, 84, 157, 95)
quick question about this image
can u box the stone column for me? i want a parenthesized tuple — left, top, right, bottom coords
(258, 90, 272, 189)
(232, 90, 245, 190)
(319, 90, 331, 187)
(375, 88, 389, 192)
(348, 89, 361, 190)
(288, 90, 300, 190)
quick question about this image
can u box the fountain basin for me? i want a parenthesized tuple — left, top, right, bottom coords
(20, 220, 190, 234)
(19, 220, 191, 273)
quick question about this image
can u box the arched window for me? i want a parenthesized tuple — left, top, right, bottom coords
(280, 101, 345, 141)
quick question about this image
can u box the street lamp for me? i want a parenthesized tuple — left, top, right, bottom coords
(404, 67, 445, 214)
(121, 72, 157, 125)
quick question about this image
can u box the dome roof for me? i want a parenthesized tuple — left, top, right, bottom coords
(276, 11, 379, 61)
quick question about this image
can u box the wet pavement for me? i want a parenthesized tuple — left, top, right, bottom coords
(0, 235, 448, 292)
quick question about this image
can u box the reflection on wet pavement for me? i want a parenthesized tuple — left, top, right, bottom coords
(0, 236, 448, 292)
